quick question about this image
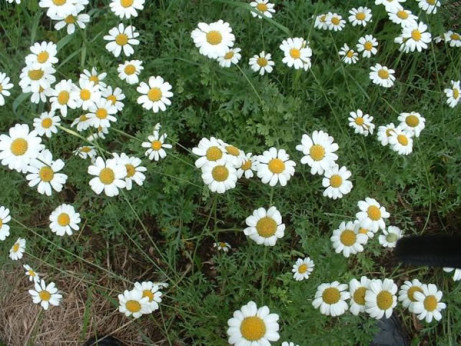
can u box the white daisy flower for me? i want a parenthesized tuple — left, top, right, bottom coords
(87, 125, 110, 142)
(73, 145, 97, 160)
(356, 197, 390, 233)
(356, 35, 378, 58)
(416, 0, 440, 14)
(72, 79, 101, 111)
(375, 0, 405, 12)
(29, 279, 62, 310)
(9, 237, 26, 260)
(443, 268, 461, 281)
(365, 278, 398, 319)
(141, 126, 172, 161)
(349, 276, 371, 315)
(201, 159, 238, 193)
(331, 221, 367, 258)
(444, 31, 461, 48)
(339, 44, 359, 64)
(412, 284, 446, 322)
(296, 130, 339, 175)
(118, 60, 143, 85)
(71, 113, 92, 132)
(280, 37, 312, 71)
(314, 14, 329, 30)
(250, 0, 275, 19)
(388, 126, 413, 155)
(112, 153, 146, 190)
(217, 47, 241, 68)
(110, 0, 145, 19)
(227, 301, 280, 345)
(0, 123, 44, 173)
(213, 241, 231, 252)
(356, 221, 374, 240)
(49, 204, 81, 236)
(33, 112, 60, 138)
(444, 80, 460, 108)
(88, 156, 127, 197)
(348, 7, 372, 27)
(387, 8, 417, 27)
(292, 257, 315, 281)
(49, 79, 78, 117)
(29, 85, 54, 104)
(221, 143, 245, 168)
(19, 64, 56, 94)
(118, 288, 151, 318)
(80, 68, 107, 89)
(0, 72, 14, 106)
(249, 51, 275, 75)
(378, 226, 403, 248)
(312, 281, 350, 317)
(192, 137, 226, 168)
(191, 20, 235, 59)
(244, 206, 285, 246)
(133, 281, 162, 313)
(237, 152, 259, 179)
(25, 41, 58, 67)
(102, 86, 125, 112)
(0, 206, 11, 241)
(256, 147, 296, 187)
(87, 98, 118, 129)
(398, 279, 423, 311)
(322, 165, 353, 200)
(103, 23, 140, 58)
(23, 264, 40, 282)
(377, 123, 397, 146)
(369, 63, 395, 88)
(326, 12, 345, 31)
(52, 12, 90, 35)
(137, 76, 173, 113)
(26, 149, 67, 196)
(38, 0, 78, 18)
(397, 112, 425, 137)
(348, 109, 375, 136)
(394, 22, 432, 53)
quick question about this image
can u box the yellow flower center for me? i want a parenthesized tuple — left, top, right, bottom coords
(358, 228, 368, 235)
(427, 0, 435, 4)
(205, 146, 222, 161)
(12, 243, 20, 252)
(309, 144, 325, 161)
(115, 33, 128, 46)
(364, 42, 373, 51)
(206, 31, 222, 45)
(124, 64, 136, 75)
(64, 15, 75, 24)
(331, 17, 340, 25)
(424, 295, 438, 312)
(378, 69, 389, 79)
(320, 15, 326, 23)
(125, 164, 135, 177)
(52, 0, 66, 6)
(377, 291, 393, 310)
(219, 242, 227, 248)
(58, 90, 70, 105)
(224, 51, 234, 60)
(80, 89, 91, 101)
(57, 213, 70, 226)
(353, 287, 367, 305)
(10, 138, 28, 156)
(450, 33, 460, 41)
(367, 205, 381, 221)
(28, 69, 44, 81)
(257, 57, 268, 67)
(268, 158, 285, 174)
(121, 0, 133, 8)
(241, 160, 252, 171)
(89, 75, 99, 84)
(147, 88, 162, 102)
(226, 145, 240, 156)
(28, 269, 36, 277)
(322, 287, 341, 304)
(407, 286, 423, 302)
(405, 115, 419, 127)
(107, 95, 117, 104)
(39, 290, 51, 301)
(96, 108, 108, 119)
(397, 10, 408, 19)
(151, 140, 162, 151)
(37, 51, 49, 64)
(411, 30, 422, 41)
(397, 134, 408, 146)
(81, 146, 91, 153)
(0, 85, 2, 92)
(355, 117, 364, 125)
(298, 263, 308, 274)
(0, 219, 2, 228)
(386, 128, 395, 137)
(256, 216, 277, 238)
(240, 316, 266, 341)
(80, 114, 88, 122)
(99, 168, 115, 185)
(340, 229, 356, 246)
(289, 48, 301, 59)
(256, 3, 268, 12)
(356, 12, 366, 21)
(126, 300, 141, 313)
(329, 174, 342, 188)
(211, 165, 229, 182)
(41, 117, 52, 128)
(39, 166, 54, 182)
(453, 88, 459, 100)
(142, 289, 154, 302)
(346, 50, 354, 58)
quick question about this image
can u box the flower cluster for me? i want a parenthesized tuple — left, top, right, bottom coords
(118, 281, 166, 319)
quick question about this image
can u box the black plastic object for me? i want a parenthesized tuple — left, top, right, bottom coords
(83, 335, 123, 346)
(371, 313, 410, 346)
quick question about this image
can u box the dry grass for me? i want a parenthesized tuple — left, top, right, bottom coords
(0, 266, 168, 346)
